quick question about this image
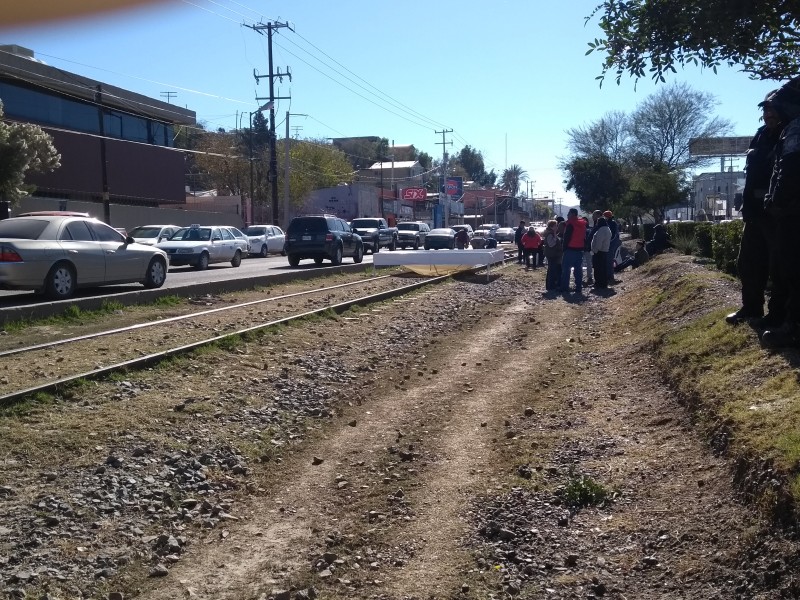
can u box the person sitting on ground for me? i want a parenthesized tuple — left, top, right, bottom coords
(521, 226, 542, 270)
(645, 224, 671, 256)
(614, 240, 649, 272)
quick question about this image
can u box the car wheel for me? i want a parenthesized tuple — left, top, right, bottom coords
(288, 254, 300, 267)
(413, 237, 420, 250)
(389, 237, 397, 251)
(231, 250, 242, 267)
(449, 242, 455, 250)
(331, 245, 343, 266)
(44, 262, 76, 300)
(424, 244, 430, 250)
(372, 239, 380, 254)
(259, 244, 268, 258)
(195, 252, 210, 271)
(314, 257, 325, 265)
(353, 244, 364, 264)
(143, 257, 167, 289)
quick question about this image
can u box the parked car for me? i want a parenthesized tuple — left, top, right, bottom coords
(494, 227, 516, 243)
(156, 224, 246, 270)
(424, 228, 456, 250)
(128, 224, 181, 246)
(0, 213, 168, 300)
(450, 224, 474, 240)
(284, 214, 364, 266)
(225, 226, 251, 257)
(243, 224, 286, 257)
(396, 221, 430, 250)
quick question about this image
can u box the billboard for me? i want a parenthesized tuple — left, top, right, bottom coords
(441, 176, 463, 200)
(689, 136, 751, 157)
(401, 187, 427, 201)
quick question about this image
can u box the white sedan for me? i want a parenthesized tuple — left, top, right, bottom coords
(156, 225, 246, 270)
(243, 224, 286, 257)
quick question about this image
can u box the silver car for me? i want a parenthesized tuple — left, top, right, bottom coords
(128, 224, 181, 246)
(0, 214, 168, 300)
(243, 224, 286, 257)
(156, 225, 246, 270)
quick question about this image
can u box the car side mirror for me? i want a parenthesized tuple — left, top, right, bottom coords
(125, 236, 135, 245)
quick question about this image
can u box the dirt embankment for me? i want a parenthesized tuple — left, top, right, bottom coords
(2, 257, 800, 600)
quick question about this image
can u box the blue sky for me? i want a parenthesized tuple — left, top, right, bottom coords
(0, 0, 780, 206)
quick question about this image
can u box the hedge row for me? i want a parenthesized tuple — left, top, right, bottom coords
(658, 220, 744, 276)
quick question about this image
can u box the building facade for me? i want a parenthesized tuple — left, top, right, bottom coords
(0, 44, 196, 207)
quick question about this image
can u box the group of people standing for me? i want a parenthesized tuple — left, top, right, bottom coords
(725, 76, 800, 349)
(515, 208, 631, 295)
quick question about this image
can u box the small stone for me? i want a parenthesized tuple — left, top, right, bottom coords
(149, 564, 169, 577)
(312, 456, 324, 465)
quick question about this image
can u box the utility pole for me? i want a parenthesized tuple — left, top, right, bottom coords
(285, 112, 307, 229)
(246, 20, 293, 225)
(435, 128, 453, 227)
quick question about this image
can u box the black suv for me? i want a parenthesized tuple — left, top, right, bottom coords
(285, 215, 364, 267)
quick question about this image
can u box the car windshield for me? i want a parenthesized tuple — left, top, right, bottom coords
(0, 218, 49, 239)
(128, 226, 162, 238)
(430, 228, 453, 235)
(244, 226, 266, 236)
(351, 219, 378, 228)
(397, 223, 420, 231)
(171, 227, 212, 241)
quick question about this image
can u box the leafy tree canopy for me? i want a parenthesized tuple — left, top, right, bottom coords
(500, 164, 528, 197)
(563, 154, 628, 213)
(587, 1, 800, 84)
(279, 139, 354, 208)
(0, 101, 60, 209)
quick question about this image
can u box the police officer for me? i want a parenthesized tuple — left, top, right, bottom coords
(760, 76, 800, 348)
(725, 90, 783, 326)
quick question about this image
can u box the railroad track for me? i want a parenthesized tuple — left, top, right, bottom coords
(0, 252, 515, 404)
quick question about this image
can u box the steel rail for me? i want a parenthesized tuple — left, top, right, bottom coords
(0, 274, 395, 359)
(0, 275, 450, 406)
(0, 250, 516, 405)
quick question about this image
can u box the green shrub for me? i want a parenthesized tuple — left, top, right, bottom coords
(562, 472, 611, 507)
(672, 231, 699, 255)
(694, 222, 713, 257)
(712, 220, 743, 275)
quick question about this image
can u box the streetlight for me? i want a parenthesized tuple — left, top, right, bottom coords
(249, 101, 273, 224)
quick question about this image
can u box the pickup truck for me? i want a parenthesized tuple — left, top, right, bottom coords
(350, 217, 398, 253)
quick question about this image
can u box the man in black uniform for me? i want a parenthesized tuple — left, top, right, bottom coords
(760, 76, 800, 348)
(725, 94, 783, 325)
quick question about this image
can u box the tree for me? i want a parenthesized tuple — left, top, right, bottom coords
(565, 110, 631, 162)
(627, 82, 732, 171)
(0, 100, 60, 217)
(192, 129, 249, 196)
(563, 154, 628, 213)
(278, 139, 354, 209)
(500, 164, 528, 197)
(587, 0, 800, 83)
(624, 161, 689, 224)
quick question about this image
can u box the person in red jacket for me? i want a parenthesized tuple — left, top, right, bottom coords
(520, 226, 542, 270)
(560, 208, 587, 294)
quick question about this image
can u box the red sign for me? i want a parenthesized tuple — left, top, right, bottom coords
(402, 187, 427, 201)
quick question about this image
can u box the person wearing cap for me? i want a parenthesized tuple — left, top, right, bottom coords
(603, 210, 621, 282)
(759, 76, 800, 347)
(725, 89, 784, 326)
(560, 207, 587, 294)
(520, 226, 542, 270)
